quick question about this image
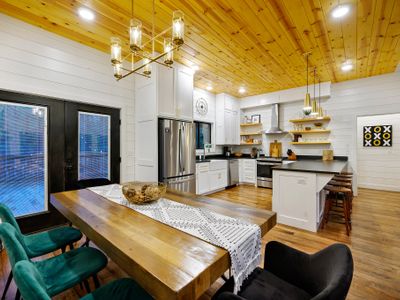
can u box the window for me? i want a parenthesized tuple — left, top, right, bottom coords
(78, 112, 110, 180)
(0, 102, 47, 217)
(195, 121, 211, 149)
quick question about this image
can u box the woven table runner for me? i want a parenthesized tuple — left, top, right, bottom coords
(89, 184, 261, 293)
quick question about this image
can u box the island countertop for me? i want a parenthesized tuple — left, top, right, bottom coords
(273, 160, 347, 174)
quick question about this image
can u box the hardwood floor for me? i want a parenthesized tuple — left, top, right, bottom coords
(1, 186, 399, 299)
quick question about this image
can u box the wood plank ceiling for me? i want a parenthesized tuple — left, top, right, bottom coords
(0, 0, 399, 97)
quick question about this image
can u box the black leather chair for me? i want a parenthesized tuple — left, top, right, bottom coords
(213, 241, 353, 300)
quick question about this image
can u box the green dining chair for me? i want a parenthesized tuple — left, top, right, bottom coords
(13, 260, 154, 300)
(0, 223, 108, 299)
(0, 203, 83, 299)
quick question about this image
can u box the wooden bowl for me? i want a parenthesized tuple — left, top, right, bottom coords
(122, 182, 166, 204)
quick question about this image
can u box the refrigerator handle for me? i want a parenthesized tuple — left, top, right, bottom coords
(178, 124, 183, 175)
(181, 123, 185, 173)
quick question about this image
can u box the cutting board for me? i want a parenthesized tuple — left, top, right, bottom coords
(269, 140, 282, 158)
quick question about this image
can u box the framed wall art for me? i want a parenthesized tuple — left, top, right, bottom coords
(363, 125, 392, 147)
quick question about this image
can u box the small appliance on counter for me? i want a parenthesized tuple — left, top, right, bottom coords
(287, 149, 297, 160)
(223, 146, 231, 157)
(323, 150, 334, 161)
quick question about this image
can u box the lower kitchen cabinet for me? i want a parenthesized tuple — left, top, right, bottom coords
(239, 159, 256, 185)
(196, 160, 227, 195)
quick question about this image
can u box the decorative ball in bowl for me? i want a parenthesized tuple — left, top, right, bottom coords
(122, 182, 166, 204)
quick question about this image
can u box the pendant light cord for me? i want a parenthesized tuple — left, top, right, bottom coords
(306, 54, 309, 93)
(152, 0, 155, 54)
(313, 67, 316, 99)
(131, 0, 134, 17)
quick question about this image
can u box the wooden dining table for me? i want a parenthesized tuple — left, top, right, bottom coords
(50, 188, 276, 300)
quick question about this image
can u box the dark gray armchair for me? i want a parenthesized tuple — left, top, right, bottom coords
(213, 241, 353, 300)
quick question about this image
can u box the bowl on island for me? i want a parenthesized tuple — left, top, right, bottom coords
(122, 182, 166, 204)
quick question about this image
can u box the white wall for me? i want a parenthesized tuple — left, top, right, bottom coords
(0, 13, 135, 181)
(357, 114, 400, 191)
(239, 72, 400, 191)
(193, 88, 222, 155)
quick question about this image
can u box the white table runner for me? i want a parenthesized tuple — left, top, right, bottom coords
(89, 184, 261, 293)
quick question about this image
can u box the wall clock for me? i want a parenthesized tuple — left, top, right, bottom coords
(195, 97, 208, 116)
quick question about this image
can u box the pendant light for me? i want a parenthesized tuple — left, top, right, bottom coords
(110, 37, 121, 65)
(163, 38, 173, 65)
(172, 11, 185, 45)
(311, 67, 318, 116)
(303, 53, 312, 115)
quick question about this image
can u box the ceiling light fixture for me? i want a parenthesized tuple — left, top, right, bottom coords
(311, 67, 318, 116)
(303, 52, 312, 115)
(78, 7, 95, 21)
(206, 86, 213, 91)
(331, 4, 350, 19)
(341, 62, 353, 72)
(110, 0, 185, 80)
(238, 87, 246, 94)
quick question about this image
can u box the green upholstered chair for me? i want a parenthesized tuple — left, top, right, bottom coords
(0, 203, 83, 299)
(13, 260, 153, 300)
(0, 223, 108, 298)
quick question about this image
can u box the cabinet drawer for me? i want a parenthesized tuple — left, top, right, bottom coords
(196, 163, 209, 173)
(242, 159, 256, 168)
(209, 160, 228, 171)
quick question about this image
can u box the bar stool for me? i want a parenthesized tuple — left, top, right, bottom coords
(322, 185, 352, 235)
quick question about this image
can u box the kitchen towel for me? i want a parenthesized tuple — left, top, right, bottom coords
(89, 184, 261, 294)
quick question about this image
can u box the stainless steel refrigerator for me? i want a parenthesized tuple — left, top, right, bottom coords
(158, 119, 196, 193)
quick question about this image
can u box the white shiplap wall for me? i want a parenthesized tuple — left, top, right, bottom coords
(239, 72, 400, 191)
(357, 114, 400, 191)
(0, 13, 135, 181)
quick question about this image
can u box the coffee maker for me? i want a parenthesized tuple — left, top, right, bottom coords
(223, 146, 231, 157)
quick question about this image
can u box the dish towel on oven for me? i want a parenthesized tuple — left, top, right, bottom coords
(89, 184, 261, 294)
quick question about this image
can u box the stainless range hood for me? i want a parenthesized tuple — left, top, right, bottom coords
(264, 103, 288, 135)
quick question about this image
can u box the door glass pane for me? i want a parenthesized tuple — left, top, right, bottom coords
(78, 112, 110, 180)
(0, 102, 47, 217)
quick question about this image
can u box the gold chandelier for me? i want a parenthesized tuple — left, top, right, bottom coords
(110, 0, 185, 80)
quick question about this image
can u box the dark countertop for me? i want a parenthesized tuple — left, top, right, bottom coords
(273, 160, 348, 174)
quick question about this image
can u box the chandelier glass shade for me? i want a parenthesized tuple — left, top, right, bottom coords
(110, 0, 185, 80)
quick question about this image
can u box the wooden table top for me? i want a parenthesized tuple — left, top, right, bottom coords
(50, 189, 276, 300)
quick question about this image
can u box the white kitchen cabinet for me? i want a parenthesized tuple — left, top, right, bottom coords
(196, 160, 227, 194)
(196, 163, 210, 194)
(240, 159, 256, 184)
(174, 66, 194, 120)
(216, 93, 240, 145)
(157, 65, 175, 118)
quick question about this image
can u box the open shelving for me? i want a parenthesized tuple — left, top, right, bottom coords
(290, 141, 331, 145)
(289, 116, 331, 123)
(240, 123, 262, 127)
(289, 129, 331, 134)
(240, 132, 262, 136)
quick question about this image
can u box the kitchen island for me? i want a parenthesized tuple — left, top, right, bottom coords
(272, 159, 347, 232)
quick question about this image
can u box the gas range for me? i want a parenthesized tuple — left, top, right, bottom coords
(256, 157, 285, 188)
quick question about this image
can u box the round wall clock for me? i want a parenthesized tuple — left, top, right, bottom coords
(195, 97, 208, 116)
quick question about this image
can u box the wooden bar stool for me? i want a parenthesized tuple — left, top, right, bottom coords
(321, 185, 352, 235)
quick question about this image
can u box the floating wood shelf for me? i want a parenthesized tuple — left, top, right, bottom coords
(289, 116, 331, 123)
(289, 129, 331, 134)
(240, 132, 262, 136)
(240, 123, 262, 126)
(290, 141, 331, 145)
(240, 142, 262, 145)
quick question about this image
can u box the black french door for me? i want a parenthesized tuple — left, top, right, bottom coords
(64, 102, 120, 190)
(0, 90, 120, 233)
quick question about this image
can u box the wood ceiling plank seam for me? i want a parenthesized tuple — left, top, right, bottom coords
(356, 0, 376, 78)
(314, 0, 346, 82)
(207, 0, 298, 86)
(384, 0, 400, 73)
(158, 0, 286, 91)
(284, 0, 337, 82)
(301, 0, 339, 82)
(157, 0, 281, 89)
(366, 0, 393, 76)
(0, 1, 110, 53)
(240, 0, 308, 84)
(371, 0, 399, 75)
(340, 0, 359, 81)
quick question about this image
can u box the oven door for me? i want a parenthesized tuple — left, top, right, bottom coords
(257, 162, 281, 188)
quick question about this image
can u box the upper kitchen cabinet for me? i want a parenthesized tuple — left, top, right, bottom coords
(157, 63, 194, 121)
(216, 93, 240, 145)
(174, 65, 194, 120)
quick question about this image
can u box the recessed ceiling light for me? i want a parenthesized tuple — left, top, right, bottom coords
(206, 86, 213, 91)
(192, 65, 199, 71)
(341, 62, 353, 72)
(331, 5, 350, 19)
(78, 7, 95, 21)
(238, 87, 246, 94)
